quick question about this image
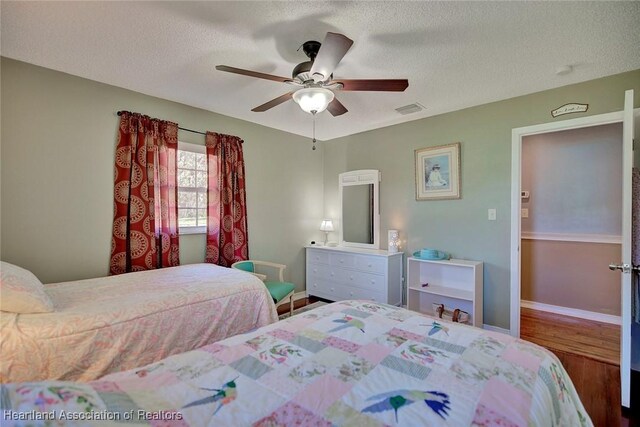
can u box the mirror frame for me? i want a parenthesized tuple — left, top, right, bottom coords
(339, 169, 380, 249)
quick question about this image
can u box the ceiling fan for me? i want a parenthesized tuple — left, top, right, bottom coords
(216, 32, 409, 117)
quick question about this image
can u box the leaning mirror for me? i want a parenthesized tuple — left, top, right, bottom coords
(339, 170, 380, 249)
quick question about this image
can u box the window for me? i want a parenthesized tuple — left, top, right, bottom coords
(177, 142, 207, 234)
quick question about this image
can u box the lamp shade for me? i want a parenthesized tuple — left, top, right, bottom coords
(292, 88, 335, 114)
(320, 219, 334, 232)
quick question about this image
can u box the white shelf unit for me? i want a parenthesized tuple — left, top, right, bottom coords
(406, 257, 483, 327)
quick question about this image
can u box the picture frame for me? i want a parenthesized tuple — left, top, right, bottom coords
(415, 142, 461, 200)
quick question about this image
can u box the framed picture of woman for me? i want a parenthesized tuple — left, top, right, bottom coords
(415, 142, 461, 200)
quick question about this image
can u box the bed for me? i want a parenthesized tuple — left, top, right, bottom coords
(0, 263, 278, 383)
(0, 300, 591, 426)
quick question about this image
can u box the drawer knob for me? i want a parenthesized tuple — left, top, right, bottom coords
(370, 280, 375, 284)
(331, 272, 334, 277)
(350, 275, 354, 280)
(340, 259, 344, 263)
(368, 263, 372, 267)
(330, 287, 335, 292)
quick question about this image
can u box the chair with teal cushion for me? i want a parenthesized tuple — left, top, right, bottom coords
(231, 260, 295, 315)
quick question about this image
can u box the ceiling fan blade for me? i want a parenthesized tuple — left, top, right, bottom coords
(327, 98, 348, 116)
(309, 32, 354, 82)
(334, 79, 409, 92)
(251, 92, 295, 112)
(216, 65, 291, 83)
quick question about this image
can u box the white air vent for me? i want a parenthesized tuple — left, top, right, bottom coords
(395, 103, 425, 115)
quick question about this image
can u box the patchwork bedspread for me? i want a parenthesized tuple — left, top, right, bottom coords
(0, 264, 277, 383)
(1, 300, 591, 426)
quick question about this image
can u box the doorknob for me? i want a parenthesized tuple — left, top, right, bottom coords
(609, 263, 640, 274)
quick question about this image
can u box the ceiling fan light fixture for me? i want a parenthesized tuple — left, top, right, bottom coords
(292, 87, 334, 114)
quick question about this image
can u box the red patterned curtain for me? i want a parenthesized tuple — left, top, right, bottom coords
(110, 112, 180, 274)
(205, 132, 248, 266)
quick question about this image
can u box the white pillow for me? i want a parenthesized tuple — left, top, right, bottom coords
(0, 261, 54, 313)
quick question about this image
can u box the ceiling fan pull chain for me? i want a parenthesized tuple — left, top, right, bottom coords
(312, 113, 317, 151)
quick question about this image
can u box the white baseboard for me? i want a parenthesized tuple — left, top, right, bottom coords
(521, 300, 621, 325)
(292, 291, 308, 301)
(483, 324, 511, 335)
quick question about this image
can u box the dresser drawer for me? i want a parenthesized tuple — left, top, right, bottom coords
(307, 280, 341, 300)
(308, 264, 343, 282)
(307, 249, 329, 265)
(330, 253, 357, 268)
(307, 263, 327, 279)
(338, 285, 386, 303)
(341, 270, 386, 293)
(355, 256, 386, 274)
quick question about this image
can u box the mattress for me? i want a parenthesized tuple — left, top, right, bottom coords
(0, 300, 591, 426)
(0, 263, 277, 383)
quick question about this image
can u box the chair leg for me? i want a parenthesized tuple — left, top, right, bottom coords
(289, 295, 294, 316)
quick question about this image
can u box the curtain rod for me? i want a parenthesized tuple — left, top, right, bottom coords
(117, 110, 206, 136)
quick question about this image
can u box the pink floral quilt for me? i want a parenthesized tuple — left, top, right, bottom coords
(1, 300, 590, 426)
(0, 264, 277, 383)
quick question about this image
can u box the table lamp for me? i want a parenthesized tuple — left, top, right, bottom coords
(320, 219, 334, 245)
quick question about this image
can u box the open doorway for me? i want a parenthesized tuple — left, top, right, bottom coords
(519, 123, 622, 364)
(510, 98, 638, 419)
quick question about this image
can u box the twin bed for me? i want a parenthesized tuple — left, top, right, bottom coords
(1, 291, 591, 425)
(1, 264, 277, 383)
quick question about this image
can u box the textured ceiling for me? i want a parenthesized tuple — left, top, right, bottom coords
(2, 1, 639, 141)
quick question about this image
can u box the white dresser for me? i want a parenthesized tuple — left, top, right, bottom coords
(305, 246, 403, 305)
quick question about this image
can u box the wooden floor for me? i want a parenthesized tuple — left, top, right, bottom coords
(553, 348, 624, 426)
(520, 307, 638, 427)
(520, 307, 620, 365)
(276, 296, 322, 316)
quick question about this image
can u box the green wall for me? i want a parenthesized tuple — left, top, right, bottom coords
(2, 56, 638, 330)
(323, 69, 640, 329)
(0, 58, 324, 290)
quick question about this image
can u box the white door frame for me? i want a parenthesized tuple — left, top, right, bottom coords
(509, 110, 631, 337)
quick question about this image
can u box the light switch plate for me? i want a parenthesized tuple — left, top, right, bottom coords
(521, 208, 529, 218)
(488, 209, 497, 221)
